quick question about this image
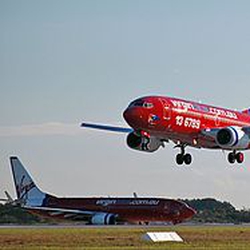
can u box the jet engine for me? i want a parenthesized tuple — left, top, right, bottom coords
(215, 126, 250, 150)
(91, 213, 116, 225)
(126, 132, 163, 152)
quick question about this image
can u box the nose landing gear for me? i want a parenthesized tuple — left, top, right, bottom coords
(175, 144, 192, 165)
(228, 151, 244, 164)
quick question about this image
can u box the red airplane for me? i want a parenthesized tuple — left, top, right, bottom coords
(81, 96, 250, 165)
(10, 157, 195, 225)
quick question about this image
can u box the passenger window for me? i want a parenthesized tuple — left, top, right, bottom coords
(129, 101, 153, 108)
(130, 101, 144, 107)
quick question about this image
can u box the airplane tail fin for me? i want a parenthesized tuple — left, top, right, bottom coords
(242, 108, 250, 115)
(10, 157, 46, 207)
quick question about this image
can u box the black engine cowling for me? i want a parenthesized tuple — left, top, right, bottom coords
(126, 132, 162, 152)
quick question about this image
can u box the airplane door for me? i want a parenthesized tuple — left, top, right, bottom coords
(160, 99, 172, 122)
(215, 115, 220, 127)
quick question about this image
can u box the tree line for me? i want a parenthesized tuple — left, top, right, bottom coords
(183, 198, 250, 224)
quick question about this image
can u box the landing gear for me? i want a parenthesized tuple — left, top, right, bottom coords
(175, 144, 192, 165)
(176, 153, 192, 165)
(228, 151, 244, 164)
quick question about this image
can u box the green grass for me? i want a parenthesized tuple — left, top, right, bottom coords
(0, 225, 249, 250)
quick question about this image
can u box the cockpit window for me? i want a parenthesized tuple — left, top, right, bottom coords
(131, 100, 144, 107)
(129, 100, 154, 108)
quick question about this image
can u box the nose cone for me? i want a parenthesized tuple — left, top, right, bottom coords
(123, 107, 144, 129)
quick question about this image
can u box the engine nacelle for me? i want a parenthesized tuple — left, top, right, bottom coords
(91, 213, 116, 225)
(216, 126, 250, 150)
(126, 132, 162, 152)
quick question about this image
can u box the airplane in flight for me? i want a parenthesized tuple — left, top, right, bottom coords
(81, 96, 250, 165)
(9, 157, 195, 225)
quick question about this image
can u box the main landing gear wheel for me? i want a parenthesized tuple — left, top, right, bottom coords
(228, 151, 244, 164)
(176, 153, 192, 165)
(175, 144, 192, 165)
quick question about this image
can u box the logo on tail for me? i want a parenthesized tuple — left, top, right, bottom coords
(242, 108, 250, 115)
(16, 175, 36, 201)
(10, 157, 46, 207)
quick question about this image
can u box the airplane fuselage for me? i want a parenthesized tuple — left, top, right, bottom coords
(10, 157, 195, 225)
(38, 195, 194, 224)
(123, 96, 250, 150)
(82, 95, 250, 164)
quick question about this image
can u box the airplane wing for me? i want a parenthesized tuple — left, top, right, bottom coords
(201, 126, 250, 149)
(242, 126, 250, 135)
(201, 128, 219, 139)
(24, 206, 98, 220)
(201, 126, 250, 138)
(24, 206, 119, 223)
(81, 122, 133, 133)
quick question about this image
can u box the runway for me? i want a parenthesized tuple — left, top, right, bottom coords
(0, 223, 249, 229)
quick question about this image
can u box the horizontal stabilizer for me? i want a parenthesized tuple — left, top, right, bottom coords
(4, 191, 14, 202)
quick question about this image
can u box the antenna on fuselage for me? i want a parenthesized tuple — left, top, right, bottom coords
(133, 192, 138, 198)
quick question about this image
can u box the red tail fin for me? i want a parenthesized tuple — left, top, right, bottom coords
(242, 108, 250, 115)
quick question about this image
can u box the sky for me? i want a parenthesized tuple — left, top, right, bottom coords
(1, 0, 250, 209)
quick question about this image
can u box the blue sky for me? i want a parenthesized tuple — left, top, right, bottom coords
(1, 0, 250, 209)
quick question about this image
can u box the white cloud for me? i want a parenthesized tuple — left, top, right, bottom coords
(0, 123, 83, 137)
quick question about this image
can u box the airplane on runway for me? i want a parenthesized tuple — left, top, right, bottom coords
(81, 96, 250, 165)
(9, 157, 195, 225)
